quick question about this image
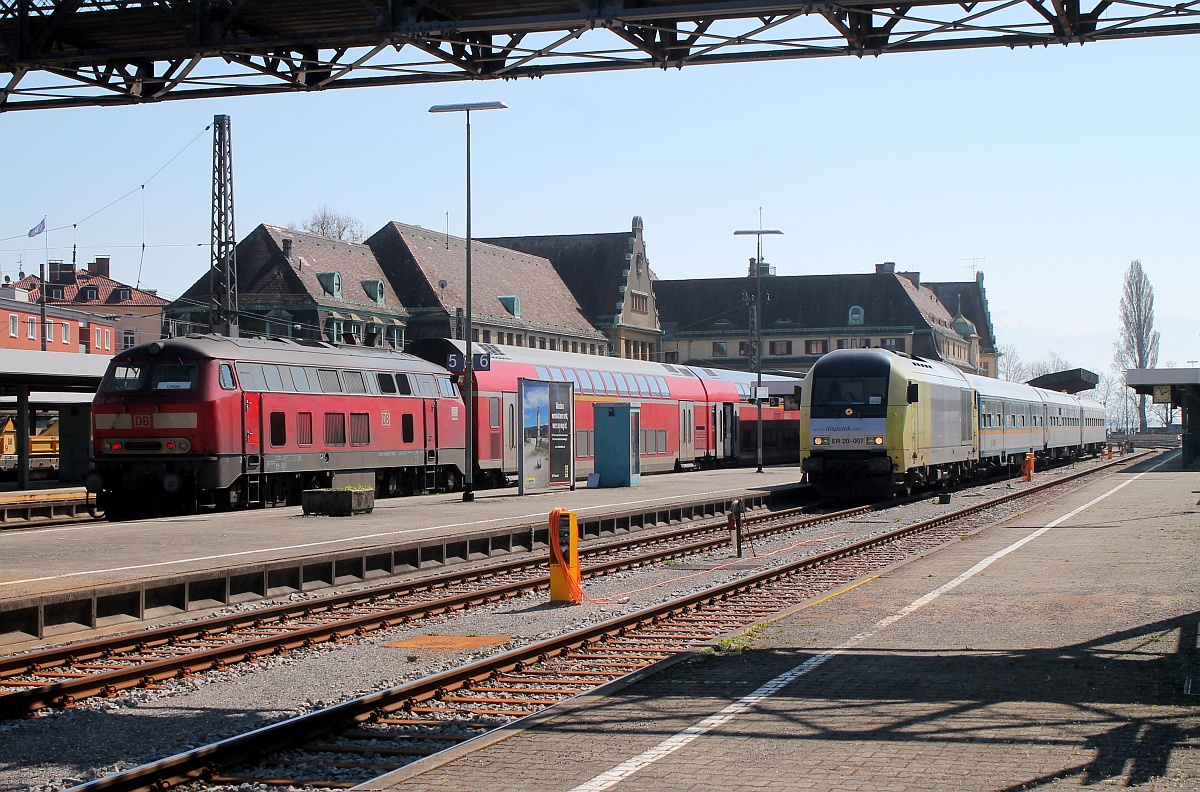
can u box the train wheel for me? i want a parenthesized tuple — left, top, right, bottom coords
(443, 467, 462, 492)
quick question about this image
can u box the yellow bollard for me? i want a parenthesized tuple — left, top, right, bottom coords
(549, 508, 582, 603)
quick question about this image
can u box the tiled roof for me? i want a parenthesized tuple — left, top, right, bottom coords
(367, 223, 603, 338)
(655, 272, 940, 336)
(171, 224, 408, 320)
(14, 272, 168, 307)
(482, 231, 632, 324)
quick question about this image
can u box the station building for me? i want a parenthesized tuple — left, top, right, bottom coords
(485, 216, 663, 360)
(655, 261, 996, 376)
(367, 222, 609, 355)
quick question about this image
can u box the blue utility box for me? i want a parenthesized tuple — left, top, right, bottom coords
(592, 403, 641, 488)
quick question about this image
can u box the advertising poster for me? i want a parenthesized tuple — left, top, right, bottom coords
(518, 379, 574, 495)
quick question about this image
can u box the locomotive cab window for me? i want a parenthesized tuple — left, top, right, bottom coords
(437, 377, 458, 398)
(151, 361, 198, 391)
(219, 363, 236, 390)
(395, 374, 413, 396)
(103, 363, 147, 392)
(377, 373, 397, 394)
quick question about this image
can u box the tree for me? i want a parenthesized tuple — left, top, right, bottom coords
(298, 205, 365, 243)
(1114, 259, 1160, 432)
(996, 343, 1027, 382)
(1025, 350, 1072, 381)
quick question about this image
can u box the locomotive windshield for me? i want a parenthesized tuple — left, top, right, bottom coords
(102, 360, 199, 392)
(810, 376, 889, 419)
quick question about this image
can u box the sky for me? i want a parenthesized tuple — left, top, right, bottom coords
(2, 33, 1196, 376)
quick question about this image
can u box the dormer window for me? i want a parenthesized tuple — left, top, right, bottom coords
(115, 288, 131, 302)
(49, 286, 64, 300)
(848, 305, 864, 326)
(82, 286, 99, 302)
(317, 272, 342, 299)
(361, 279, 386, 305)
(498, 295, 521, 318)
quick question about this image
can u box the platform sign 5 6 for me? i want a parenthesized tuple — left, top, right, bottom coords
(446, 352, 491, 373)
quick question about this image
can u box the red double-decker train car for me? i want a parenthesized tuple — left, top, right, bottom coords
(88, 335, 465, 518)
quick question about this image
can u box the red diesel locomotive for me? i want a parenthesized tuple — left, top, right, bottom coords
(88, 335, 466, 518)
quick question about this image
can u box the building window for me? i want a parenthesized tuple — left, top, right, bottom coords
(49, 286, 64, 300)
(805, 339, 828, 355)
(848, 306, 864, 325)
(482, 329, 491, 343)
(104, 328, 111, 350)
(95, 327, 102, 348)
(45, 321, 54, 342)
(122, 330, 136, 350)
(8, 315, 15, 337)
(116, 288, 131, 302)
(768, 340, 792, 356)
(62, 323, 70, 345)
(630, 291, 649, 313)
(28, 318, 37, 339)
(549, 339, 557, 351)
(664, 351, 679, 363)
(712, 341, 728, 357)
(837, 338, 870, 350)
(83, 287, 99, 301)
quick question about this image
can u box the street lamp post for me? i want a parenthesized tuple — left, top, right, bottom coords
(429, 100, 508, 502)
(733, 226, 782, 473)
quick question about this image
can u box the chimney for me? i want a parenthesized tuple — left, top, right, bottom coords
(282, 238, 293, 259)
(90, 257, 111, 278)
(899, 271, 921, 289)
(49, 260, 75, 285)
(875, 261, 896, 274)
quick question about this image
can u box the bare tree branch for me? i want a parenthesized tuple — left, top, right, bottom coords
(300, 205, 365, 243)
(1116, 259, 1160, 431)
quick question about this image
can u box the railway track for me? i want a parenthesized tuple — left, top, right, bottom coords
(0, 491, 861, 718)
(0, 455, 1136, 720)
(64, 451, 1152, 792)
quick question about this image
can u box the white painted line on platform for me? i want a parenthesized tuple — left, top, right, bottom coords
(568, 453, 1176, 792)
(0, 483, 769, 588)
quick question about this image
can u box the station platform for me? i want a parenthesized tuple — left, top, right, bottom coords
(364, 450, 1200, 792)
(0, 465, 802, 645)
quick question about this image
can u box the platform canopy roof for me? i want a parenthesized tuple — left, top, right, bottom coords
(1126, 368, 1200, 391)
(0, 350, 108, 395)
(1026, 368, 1100, 394)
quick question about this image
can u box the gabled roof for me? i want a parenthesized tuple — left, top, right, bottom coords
(171, 224, 407, 319)
(482, 231, 639, 324)
(367, 222, 603, 338)
(15, 271, 168, 307)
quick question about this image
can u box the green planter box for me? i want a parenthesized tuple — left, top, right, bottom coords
(302, 488, 374, 516)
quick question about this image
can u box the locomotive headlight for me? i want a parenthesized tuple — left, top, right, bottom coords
(874, 436, 885, 445)
(813, 436, 826, 446)
(101, 440, 113, 452)
(178, 439, 191, 453)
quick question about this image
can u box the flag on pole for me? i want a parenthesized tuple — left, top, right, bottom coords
(27, 217, 46, 238)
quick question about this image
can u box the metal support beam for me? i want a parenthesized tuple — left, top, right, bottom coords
(16, 387, 30, 491)
(2, 0, 1200, 109)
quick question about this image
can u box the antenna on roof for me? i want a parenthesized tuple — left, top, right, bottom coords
(445, 210, 450, 250)
(959, 256, 985, 277)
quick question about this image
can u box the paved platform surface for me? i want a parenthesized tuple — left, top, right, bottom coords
(366, 451, 1200, 791)
(0, 465, 800, 603)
